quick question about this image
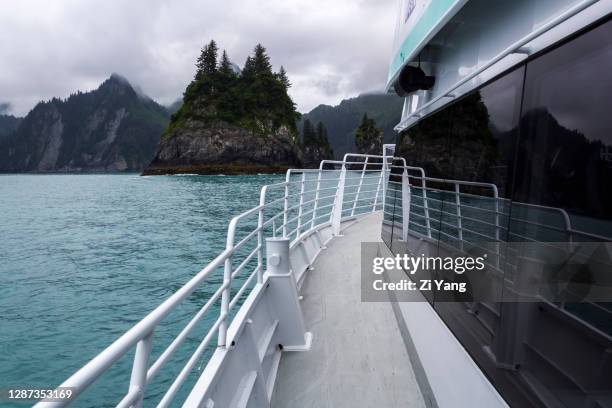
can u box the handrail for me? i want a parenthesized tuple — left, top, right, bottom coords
(33, 246, 231, 407)
(35, 153, 389, 408)
(392, 162, 611, 271)
(39, 147, 600, 407)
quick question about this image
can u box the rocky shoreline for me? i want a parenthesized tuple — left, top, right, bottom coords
(141, 118, 305, 175)
(141, 164, 292, 175)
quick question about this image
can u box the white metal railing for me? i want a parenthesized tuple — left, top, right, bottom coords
(384, 161, 609, 270)
(383, 157, 612, 339)
(35, 153, 389, 408)
(31, 149, 611, 407)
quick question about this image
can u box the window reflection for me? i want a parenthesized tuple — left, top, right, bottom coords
(386, 17, 612, 408)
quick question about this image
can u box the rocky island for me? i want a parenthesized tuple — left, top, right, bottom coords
(144, 41, 332, 175)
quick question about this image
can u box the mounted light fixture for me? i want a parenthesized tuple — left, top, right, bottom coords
(393, 65, 435, 97)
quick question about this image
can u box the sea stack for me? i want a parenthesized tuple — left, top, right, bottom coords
(143, 41, 306, 175)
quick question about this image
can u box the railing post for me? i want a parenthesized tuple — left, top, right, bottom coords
(455, 183, 464, 251)
(296, 172, 306, 238)
(351, 157, 368, 216)
(265, 237, 312, 350)
(381, 155, 389, 212)
(218, 257, 232, 347)
(311, 167, 323, 230)
(283, 171, 290, 237)
(401, 168, 411, 241)
(331, 165, 346, 236)
(494, 188, 501, 268)
(128, 332, 153, 408)
(421, 169, 432, 238)
(373, 163, 383, 211)
(257, 189, 266, 285)
(566, 218, 573, 252)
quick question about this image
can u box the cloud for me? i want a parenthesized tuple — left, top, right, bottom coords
(0, 102, 12, 115)
(0, 0, 397, 116)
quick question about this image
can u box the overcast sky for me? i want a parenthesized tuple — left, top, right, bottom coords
(0, 0, 397, 117)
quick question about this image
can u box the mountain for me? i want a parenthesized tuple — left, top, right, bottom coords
(0, 114, 22, 140)
(299, 93, 404, 158)
(144, 41, 311, 175)
(0, 74, 169, 173)
(166, 99, 183, 115)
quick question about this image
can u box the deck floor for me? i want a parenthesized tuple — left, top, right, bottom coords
(271, 213, 425, 408)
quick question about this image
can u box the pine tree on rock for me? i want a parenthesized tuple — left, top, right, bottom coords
(218, 50, 234, 76)
(315, 121, 333, 158)
(169, 39, 299, 139)
(195, 40, 218, 79)
(302, 119, 316, 145)
(355, 113, 383, 154)
(216, 50, 236, 94)
(301, 119, 333, 166)
(252, 44, 273, 76)
(215, 49, 240, 123)
(277, 66, 290, 89)
(184, 40, 220, 105)
(315, 121, 327, 144)
(242, 56, 255, 80)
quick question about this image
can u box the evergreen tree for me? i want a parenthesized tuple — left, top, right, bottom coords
(170, 41, 299, 138)
(315, 121, 333, 158)
(301, 119, 333, 164)
(219, 50, 232, 74)
(242, 56, 254, 76)
(277, 66, 290, 89)
(252, 44, 273, 76)
(355, 113, 383, 154)
(195, 40, 218, 79)
(315, 121, 327, 144)
(215, 50, 240, 122)
(302, 119, 316, 145)
(240, 44, 295, 134)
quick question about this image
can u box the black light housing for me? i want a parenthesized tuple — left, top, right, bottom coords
(393, 66, 435, 97)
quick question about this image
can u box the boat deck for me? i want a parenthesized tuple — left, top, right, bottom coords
(271, 213, 425, 408)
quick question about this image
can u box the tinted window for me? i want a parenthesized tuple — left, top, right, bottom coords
(505, 18, 612, 408)
(514, 19, 612, 235)
(387, 17, 612, 408)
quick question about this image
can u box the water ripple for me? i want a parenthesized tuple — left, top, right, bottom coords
(0, 173, 281, 407)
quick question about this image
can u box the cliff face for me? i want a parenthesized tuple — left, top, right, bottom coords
(143, 120, 301, 175)
(395, 92, 498, 182)
(0, 74, 169, 173)
(301, 144, 330, 168)
(0, 115, 22, 140)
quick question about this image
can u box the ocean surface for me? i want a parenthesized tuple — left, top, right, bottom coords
(0, 173, 283, 407)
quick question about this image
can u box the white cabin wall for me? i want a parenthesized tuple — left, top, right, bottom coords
(395, 0, 612, 129)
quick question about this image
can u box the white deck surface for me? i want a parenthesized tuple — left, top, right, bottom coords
(271, 213, 425, 408)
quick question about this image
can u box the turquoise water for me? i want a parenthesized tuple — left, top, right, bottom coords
(0, 174, 282, 407)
